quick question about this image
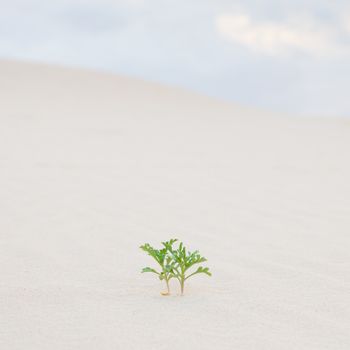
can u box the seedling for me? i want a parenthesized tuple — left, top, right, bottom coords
(164, 240, 211, 295)
(140, 238, 211, 295)
(140, 239, 178, 295)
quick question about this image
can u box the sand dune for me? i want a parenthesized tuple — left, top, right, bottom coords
(1, 60, 349, 349)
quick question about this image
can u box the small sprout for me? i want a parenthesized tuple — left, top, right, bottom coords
(166, 241, 211, 295)
(140, 238, 211, 295)
(140, 239, 178, 295)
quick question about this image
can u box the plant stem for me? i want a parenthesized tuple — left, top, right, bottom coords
(166, 278, 170, 294)
(180, 279, 184, 295)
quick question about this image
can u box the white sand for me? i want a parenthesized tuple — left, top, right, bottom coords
(1, 60, 349, 349)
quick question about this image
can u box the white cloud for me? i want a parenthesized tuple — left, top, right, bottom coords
(216, 14, 340, 56)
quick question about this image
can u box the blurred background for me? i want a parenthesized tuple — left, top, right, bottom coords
(1, 0, 350, 117)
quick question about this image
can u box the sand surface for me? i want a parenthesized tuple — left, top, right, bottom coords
(1, 60, 349, 349)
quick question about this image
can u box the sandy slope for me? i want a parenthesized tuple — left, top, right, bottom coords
(0, 60, 349, 350)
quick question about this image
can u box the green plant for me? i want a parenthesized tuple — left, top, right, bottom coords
(140, 238, 211, 295)
(164, 241, 211, 295)
(140, 239, 178, 295)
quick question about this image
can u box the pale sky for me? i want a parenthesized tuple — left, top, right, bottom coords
(1, 0, 350, 117)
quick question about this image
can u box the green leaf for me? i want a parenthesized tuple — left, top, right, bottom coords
(141, 267, 159, 274)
